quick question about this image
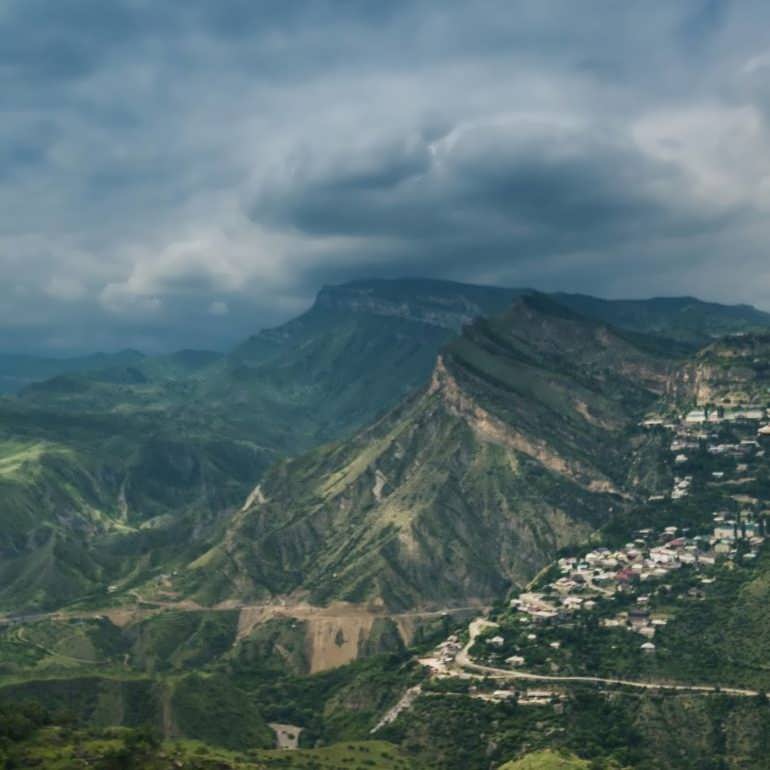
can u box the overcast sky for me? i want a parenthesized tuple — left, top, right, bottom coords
(4, 0, 770, 354)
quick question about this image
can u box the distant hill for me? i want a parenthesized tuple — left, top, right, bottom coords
(552, 293, 770, 345)
(0, 350, 146, 394)
(14, 279, 524, 455)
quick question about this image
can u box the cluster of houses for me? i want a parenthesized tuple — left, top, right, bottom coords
(419, 634, 567, 706)
(500, 515, 766, 659)
(421, 402, 770, 681)
(473, 687, 566, 706)
(516, 527, 710, 609)
(642, 403, 770, 500)
(683, 406, 766, 424)
(671, 475, 692, 500)
(710, 510, 766, 560)
(642, 405, 769, 429)
(430, 635, 462, 670)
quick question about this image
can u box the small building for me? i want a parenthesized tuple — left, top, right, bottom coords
(714, 523, 737, 541)
(664, 526, 679, 536)
(641, 642, 656, 654)
(629, 609, 650, 630)
(729, 408, 765, 421)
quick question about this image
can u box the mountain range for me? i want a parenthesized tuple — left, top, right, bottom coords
(0, 280, 770, 609)
(181, 293, 676, 611)
(3, 278, 770, 768)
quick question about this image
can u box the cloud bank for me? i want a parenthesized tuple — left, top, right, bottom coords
(3, 0, 770, 352)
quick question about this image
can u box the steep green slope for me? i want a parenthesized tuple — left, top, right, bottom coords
(181, 295, 677, 610)
(381, 685, 770, 770)
(0, 280, 526, 612)
(154, 278, 525, 451)
(1, 281, 763, 614)
(0, 403, 273, 611)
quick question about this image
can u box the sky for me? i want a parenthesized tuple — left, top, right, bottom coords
(4, 0, 770, 354)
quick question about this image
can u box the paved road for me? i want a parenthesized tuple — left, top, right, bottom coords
(452, 618, 761, 698)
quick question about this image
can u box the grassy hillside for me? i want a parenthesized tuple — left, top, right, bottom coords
(5, 680, 770, 769)
(499, 751, 591, 770)
(0, 280, 527, 613)
(0, 400, 273, 611)
(2, 281, 766, 614)
(180, 295, 678, 610)
(380, 685, 770, 770)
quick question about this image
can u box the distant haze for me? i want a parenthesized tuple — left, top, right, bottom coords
(4, 1, 770, 354)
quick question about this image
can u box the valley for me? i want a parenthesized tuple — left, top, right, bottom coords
(4, 281, 770, 768)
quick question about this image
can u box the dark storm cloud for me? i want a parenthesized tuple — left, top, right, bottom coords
(249, 117, 743, 278)
(3, 0, 770, 353)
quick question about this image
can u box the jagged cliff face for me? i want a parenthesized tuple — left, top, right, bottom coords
(182, 296, 677, 611)
(676, 333, 770, 405)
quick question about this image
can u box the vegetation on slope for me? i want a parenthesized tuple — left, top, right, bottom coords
(181, 295, 680, 610)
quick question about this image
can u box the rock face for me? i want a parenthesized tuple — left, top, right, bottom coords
(677, 333, 770, 406)
(184, 295, 677, 611)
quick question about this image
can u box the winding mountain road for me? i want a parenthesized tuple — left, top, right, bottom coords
(451, 617, 761, 698)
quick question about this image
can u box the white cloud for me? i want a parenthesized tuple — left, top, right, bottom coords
(633, 105, 770, 210)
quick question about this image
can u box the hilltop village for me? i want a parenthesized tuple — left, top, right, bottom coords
(421, 401, 770, 694)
